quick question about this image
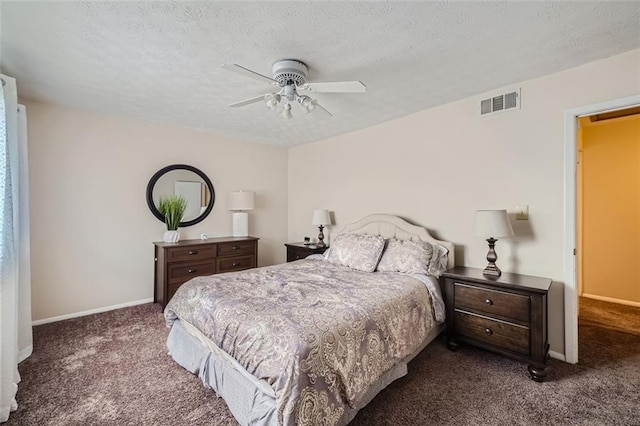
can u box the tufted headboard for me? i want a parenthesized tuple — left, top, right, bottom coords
(337, 214, 455, 270)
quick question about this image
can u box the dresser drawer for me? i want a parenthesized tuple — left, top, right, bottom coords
(455, 282, 530, 323)
(168, 261, 215, 283)
(217, 241, 255, 257)
(167, 281, 184, 303)
(217, 255, 255, 273)
(454, 310, 530, 356)
(167, 245, 216, 262)
(155, 237, 259, 309)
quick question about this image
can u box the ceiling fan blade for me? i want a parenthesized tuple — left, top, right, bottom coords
(228, 94, 266, 108)
(221, 64, 278, 85)
(314, 102, 333, 117)
(303, 81, 366, 93)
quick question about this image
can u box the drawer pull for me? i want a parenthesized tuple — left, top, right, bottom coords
(187, 269, 197, 273)
(485, 299, 493, 305)
(485, 328, 493, 336)
(232, 262, 240, 267)
(232, 246, 240, 250)
(188, 250, 198, 255)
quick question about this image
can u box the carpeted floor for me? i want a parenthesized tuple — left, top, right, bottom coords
(6, 297, 640, 425)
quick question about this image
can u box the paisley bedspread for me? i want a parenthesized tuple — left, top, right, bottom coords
(165, 258, 439, 426)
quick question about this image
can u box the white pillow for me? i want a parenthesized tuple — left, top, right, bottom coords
(376, 238, 449, 277)
(326, 233, 386, 272)
(428, 243, 449, 277)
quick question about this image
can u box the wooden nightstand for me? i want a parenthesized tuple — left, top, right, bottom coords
(285, 242, 329, 262)
(441, 266, 552, 382)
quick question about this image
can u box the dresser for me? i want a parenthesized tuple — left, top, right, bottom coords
(441, 266, 552, 381)
(154, 237, 258, 308)
(284, 242, 329, 262)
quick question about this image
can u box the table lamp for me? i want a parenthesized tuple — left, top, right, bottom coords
(473, 209, 514, 277)
(312, 209, 331, 247)
(227, 191, 255, 237)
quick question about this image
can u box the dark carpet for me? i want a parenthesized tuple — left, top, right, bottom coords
(7, 298, 640, 426)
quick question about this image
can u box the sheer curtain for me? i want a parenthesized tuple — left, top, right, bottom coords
(0, 75, 32, 422)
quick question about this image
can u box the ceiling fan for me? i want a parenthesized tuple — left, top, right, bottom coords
(221, 59, 366, 119)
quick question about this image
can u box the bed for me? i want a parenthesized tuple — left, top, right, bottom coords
(164, 214, 455, 425)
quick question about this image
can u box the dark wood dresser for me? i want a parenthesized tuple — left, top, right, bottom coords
(154, 237, 258, 308)
(284, 242, 329, 262)
(441, 266, 552, 381)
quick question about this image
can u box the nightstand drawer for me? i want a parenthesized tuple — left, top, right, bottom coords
(168, 261, 215, 283)
(217, 241, 255, 257)
(287, 247, 311, 262)
(455, 282, 530, 323)
(285, 243, 328, 263)
(455, 310, 530, 356)
(217, 255, 255, 273)
(167, 245, 216, 262)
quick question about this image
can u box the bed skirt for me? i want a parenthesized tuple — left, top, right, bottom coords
(167, 319, 445, 426)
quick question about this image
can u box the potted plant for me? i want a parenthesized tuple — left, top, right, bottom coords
(158, 195, 188, 243)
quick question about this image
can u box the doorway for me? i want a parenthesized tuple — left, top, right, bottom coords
(577, 109, 640, 306)
(563, 95, 640, 364)
(576, 108, 640, 341)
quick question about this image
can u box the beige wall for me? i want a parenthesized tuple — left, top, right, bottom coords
(26, 100, 288, 321)
(581, 115, 640, 303)
(288, 48, 640, 356)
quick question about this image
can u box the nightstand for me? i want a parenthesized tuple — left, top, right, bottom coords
(441, 266, 552, 382)
(285, 242, 329, 262)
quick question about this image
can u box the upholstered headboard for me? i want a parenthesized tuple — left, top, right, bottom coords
(337, 214, 455, 270)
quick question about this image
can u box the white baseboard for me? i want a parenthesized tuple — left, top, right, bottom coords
(582, 293, 640, 308)
(549, 350, 566, 362)
(18, 345, 33, 363)
(32, 298, 154, 326)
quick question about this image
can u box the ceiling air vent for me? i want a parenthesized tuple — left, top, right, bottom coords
(479, 88, 521, 116)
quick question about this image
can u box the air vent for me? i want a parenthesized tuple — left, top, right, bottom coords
(479, 88, 521, 116)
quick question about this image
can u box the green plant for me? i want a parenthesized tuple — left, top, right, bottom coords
(157, 195, 188, 231)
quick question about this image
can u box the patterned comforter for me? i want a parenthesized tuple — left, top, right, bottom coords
(165, 258, 439, 425)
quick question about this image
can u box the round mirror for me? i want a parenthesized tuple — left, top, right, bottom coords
(146, 164, 215, 227)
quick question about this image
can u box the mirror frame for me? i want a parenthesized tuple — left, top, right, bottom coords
(146, 164, 215, 227)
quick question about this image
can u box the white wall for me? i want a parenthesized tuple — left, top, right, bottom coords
(288, 48, 640, 356)
(25, 100, 288, 321)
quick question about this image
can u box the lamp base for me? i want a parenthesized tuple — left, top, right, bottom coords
(483, 263, 502, 277)
(232, 212, 249, 237)
(317, 225, 326, 247)
(483, 237, 502, 277)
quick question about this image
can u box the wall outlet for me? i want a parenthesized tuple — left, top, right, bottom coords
(515, 205, 529, 220)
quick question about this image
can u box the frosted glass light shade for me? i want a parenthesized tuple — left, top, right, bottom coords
(227, 191, 255, 211)
(312, 209, 331, 226)
(473, 210, 514, 238)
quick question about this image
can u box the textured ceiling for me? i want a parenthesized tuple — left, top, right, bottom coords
(1, 1, 639, 147)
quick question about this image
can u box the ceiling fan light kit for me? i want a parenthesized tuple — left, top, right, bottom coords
(282, 103, 293, 120)
(222, 59, 366, 119)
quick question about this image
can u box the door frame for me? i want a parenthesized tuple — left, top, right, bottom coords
(563, 94, 640, 364)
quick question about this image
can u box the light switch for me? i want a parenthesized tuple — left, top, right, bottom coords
(515, 205, 529, 220)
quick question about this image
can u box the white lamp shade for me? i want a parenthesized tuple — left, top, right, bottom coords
(473, 209, 514, 238)
(312, 209, 331, 226)
(227, 191, 255, 211)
